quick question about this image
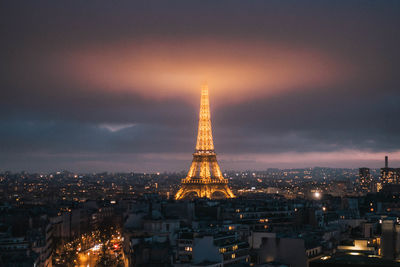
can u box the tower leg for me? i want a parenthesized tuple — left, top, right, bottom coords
(175, 187, 185, 200)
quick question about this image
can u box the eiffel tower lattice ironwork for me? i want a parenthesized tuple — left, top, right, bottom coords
(175, 84, 235, 200)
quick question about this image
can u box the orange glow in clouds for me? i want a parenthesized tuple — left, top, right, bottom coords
(60, 39, 353, 104)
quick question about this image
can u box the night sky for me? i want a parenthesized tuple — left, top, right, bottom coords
(1, 1, 400, 172)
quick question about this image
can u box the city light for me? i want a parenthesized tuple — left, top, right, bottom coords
(349, 252, 361, 256)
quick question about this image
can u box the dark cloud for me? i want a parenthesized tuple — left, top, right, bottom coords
(0, 0, 399, 171)
(0, 119, 195, 154)
(215, 86, 400, 154)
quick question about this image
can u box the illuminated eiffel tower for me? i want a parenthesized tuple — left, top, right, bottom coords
(175, 84, 235, 200)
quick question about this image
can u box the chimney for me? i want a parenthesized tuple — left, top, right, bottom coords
(385, 156, 388, 168)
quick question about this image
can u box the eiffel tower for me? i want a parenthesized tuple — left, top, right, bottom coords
(175, 84, 235, 200)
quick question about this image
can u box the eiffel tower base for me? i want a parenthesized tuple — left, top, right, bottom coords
(175, 181, 235, 200)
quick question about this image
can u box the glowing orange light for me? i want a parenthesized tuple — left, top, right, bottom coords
(175, 84, 235, 199)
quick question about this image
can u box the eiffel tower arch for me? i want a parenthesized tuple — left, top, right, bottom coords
(175, 84, 235, 200)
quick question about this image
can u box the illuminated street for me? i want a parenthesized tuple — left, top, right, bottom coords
(77, 249, 98, 267)
(54, 228, 123, 267)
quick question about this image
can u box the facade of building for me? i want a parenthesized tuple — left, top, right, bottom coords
(359, 167, 373, 192)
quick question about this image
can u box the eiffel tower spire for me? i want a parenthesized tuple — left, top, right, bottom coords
(175, 84, 235, 200)
(195, 84, 214, 152)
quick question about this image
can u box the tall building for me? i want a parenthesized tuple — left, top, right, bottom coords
(359, 167, 372, 192)
(381, 219, 400, 260)
(380, 156, 400, 185)
(175, 84, 235, 200)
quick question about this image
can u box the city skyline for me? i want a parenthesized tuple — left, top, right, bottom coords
(1, 1, 400, 172)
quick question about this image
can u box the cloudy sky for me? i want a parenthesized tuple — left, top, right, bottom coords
(1, 1, 399, 172)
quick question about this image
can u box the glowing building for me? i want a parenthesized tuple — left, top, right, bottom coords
(175, 84, 235, 200)
(359, 167, 373, 192)
(380, 156, 400, 185)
